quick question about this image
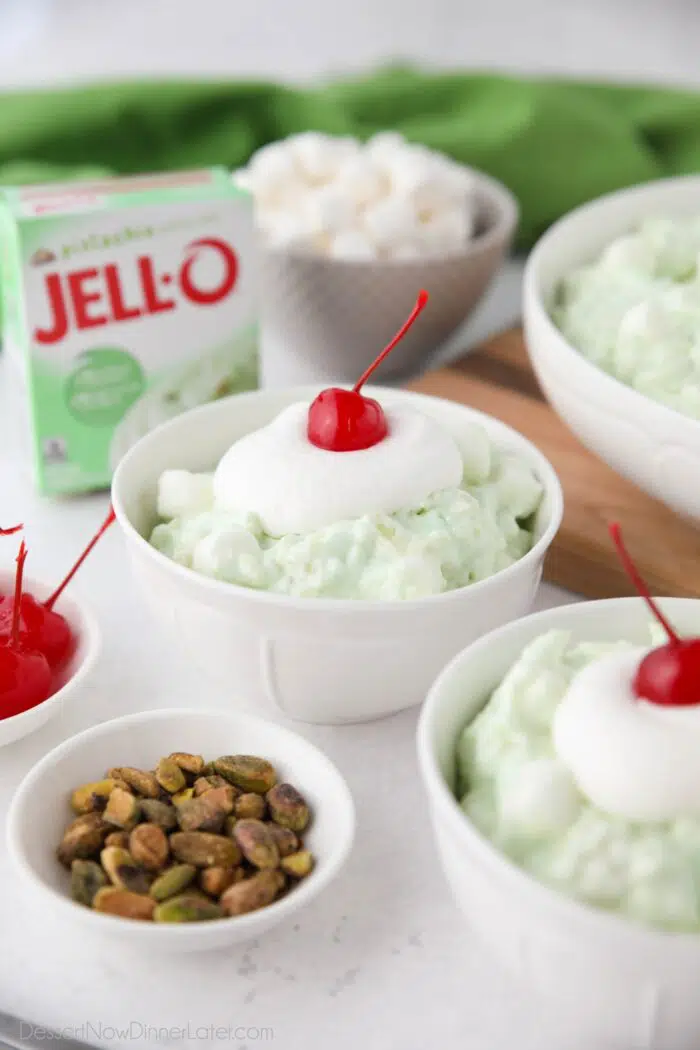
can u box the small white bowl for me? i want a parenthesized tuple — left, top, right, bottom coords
(7, 707, 355, 952)
(111, 385, 563, 725)
(523, 175, 700, 523)
(418, 597, 700, 1050)
(0, 571, 99, 747)
(261, 169, 519, 386)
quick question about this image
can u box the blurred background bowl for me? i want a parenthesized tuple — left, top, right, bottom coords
(523, 175, 700, 523)
(260, 168, 518, 387)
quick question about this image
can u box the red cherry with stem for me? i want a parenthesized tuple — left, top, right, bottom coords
(609, 522, 700, 706)
(0, 507, 115, 671)
(307, 290, 430, 452)
(0, 541, 52, 719)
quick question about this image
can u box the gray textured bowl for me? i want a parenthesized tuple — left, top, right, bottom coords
(260, 169, 519, 386)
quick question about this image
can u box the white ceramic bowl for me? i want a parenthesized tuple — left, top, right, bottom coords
(111, 385, 563, 725)
(0, 571, 99, 746)
(418, 597, 700, 1050)
(7, 706, 355, 952)
(523, 175, 700, 522)
(261, 169, 519, 386)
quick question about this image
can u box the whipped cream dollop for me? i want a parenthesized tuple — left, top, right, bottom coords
(213, 400, 464, 535)
(554, 649, 700, 823)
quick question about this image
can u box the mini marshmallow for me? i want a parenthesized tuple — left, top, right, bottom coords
(416, 205, 474, 253)
(365, 131, 407, 161)
(157, 470, 214, 520)
(454, 423, 492, 485)
(302, 183, 358, 235)
(329, 230, 378, 261)
(246, 141, 303, 204)
(192, 525, 263, 584)
(363, 195, 418, 252)
(290, 132, 358, 184)
(335, 154, 387, 208)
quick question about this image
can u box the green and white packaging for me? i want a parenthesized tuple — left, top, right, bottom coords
(0, 168, 258, 495)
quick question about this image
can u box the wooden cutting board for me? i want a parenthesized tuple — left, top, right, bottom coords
(407, 328, 700, 599)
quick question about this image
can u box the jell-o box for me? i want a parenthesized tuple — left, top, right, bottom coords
(0, 168, 258, 495)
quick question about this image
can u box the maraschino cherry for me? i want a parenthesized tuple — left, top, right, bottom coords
(0, 541, 52, 719)
(0, 507, 115, 671)
(610, 522, 700, 706)
(307, 289, 430, 452)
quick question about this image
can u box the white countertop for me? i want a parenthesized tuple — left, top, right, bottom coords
(0, 255, 584, 1050)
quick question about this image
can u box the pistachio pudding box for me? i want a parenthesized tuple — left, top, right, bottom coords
(0, 168, 258, 495)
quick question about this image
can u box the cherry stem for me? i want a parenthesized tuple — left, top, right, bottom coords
(45, 506, 116, 611)
(352, 289, 429, 393)
(11, 541, 27, 648)
(0, 524, 22, 536)
(609, 522, 680, 644)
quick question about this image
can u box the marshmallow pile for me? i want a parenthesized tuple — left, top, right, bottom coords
(233, 131, 478, 260)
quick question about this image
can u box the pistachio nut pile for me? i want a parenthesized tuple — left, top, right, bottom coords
(58, 752, 314, 922)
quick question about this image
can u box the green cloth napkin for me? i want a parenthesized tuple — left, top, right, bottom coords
(1, 67, 700, 248)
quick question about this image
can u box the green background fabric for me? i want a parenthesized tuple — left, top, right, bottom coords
(1, 67, 700, 248)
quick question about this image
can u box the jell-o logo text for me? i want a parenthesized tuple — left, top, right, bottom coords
(33, 237, 239, 346)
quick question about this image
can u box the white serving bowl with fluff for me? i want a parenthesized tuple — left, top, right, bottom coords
(418, 596, 700, 1050)
(111, 386, 562, 725)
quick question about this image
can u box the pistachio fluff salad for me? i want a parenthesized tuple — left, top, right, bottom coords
(149, 402, 542, 601)
(150, 293, 543, 600)
(553, 216, 700, 419)
(458, 614, 700, 933)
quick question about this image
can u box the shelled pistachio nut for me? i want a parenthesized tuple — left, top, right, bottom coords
(266, 783, 310, 832)
(233, 819, 280, 870)
(176, 786, 235, 834)
(193, 774, 233, 797)
(71, 859, 108, 906)
(70, 779, 121, 815)
(149, 864, 197, 902)
(100, 846, 150, 894)
(140, 798, 178, 830)
(265, 823, 300, 858)
(155, 757, 186, 794)
(93, 887, 155, 920)
(170, 831, 241, 868)
(154, 893, 223, 922)
(234, 793, 266, 820)
(199, 865, 243, 897)
(221, 870, 285, 917)
(168, 752, 205, 777)
(111, 767, 160, 799)
(129, 823, 169, 872)
(57, 813, 109, 867)
(280, 850, 314, 879)
(103, 787, 141, 830)
(213, 755, 277, 795)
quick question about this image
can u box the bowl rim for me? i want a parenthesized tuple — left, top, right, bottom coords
(111, 384, 564, 613)
(6, 706, 356, 938)
(417, 595, 700, 952)
(262, 165, 520, 266)
(523, 173, 700, 435)
(0, 570, 101, 735)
